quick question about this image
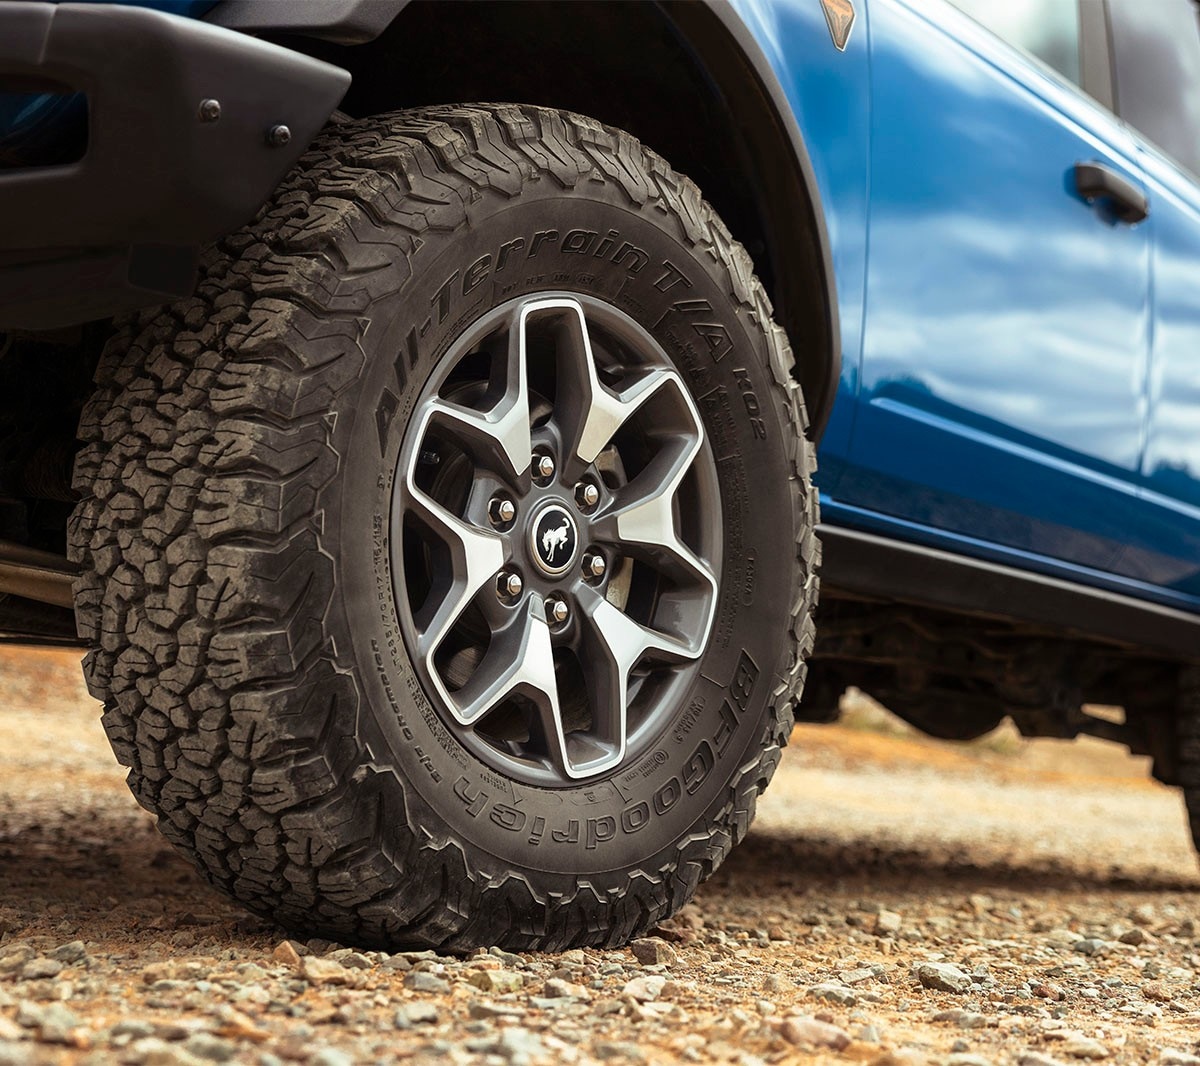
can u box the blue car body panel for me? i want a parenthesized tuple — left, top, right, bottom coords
(7, 0, 1200, 619)
(737, 0, 1200, 618)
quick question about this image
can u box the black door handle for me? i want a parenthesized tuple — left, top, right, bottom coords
(1074, 162, 1149, 223)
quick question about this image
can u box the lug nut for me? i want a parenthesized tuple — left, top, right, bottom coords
(545, 595, 570, 626)
(582, 552, 606, 580)
(497, 570, 524, 601)
(488, 496, 516, 528)
(533, 453, 556, 482)
(575, 481, 600, 510)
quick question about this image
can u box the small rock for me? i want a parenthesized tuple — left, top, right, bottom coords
(947, 1057, 993, 1066)
(494, 1027, 546, 1062)
(309, 1051, 354, 1066)
(874, 910, 903, 935)
(629, 938, 678, 967)
(467, 969, 523, 994)
(1119, 927, 1152, 946)
(36, 1003, 80, 1045)
(1020, 1055, 1067, 1066)
(182, 1034, 236, 1063)
(301, 957, 353, 986)
(811, 982, 857, 1005)
(1031, 982, 1066, 1001)
(841, 967, 876, 985)
(622, 975, 666, 1002)
(20, 958, 61, 981)
(468, 1000, 524, 1020)
(543, 977, 590, 1000)
(595, 1042, 646, 1062)
(394, 1003, 438, 1028)
(1143, 981, 1173, 1002)
(271, 941, 303, 971)
(51, 942, 86, 965)
(780, 1016, 852, 1050)
(933, 1009, 989, 1030)
(915, 962, 973, 994)
(1073, 939, 1108, 957)
(1161, 1052, 1200, 1066)
(403, 972, 450, 994)
(1061, 1037, 1110, 1060)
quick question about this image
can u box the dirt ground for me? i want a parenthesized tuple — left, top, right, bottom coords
(0, 648, 1198, 1066)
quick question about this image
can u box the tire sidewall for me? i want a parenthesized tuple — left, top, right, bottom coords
(330, 182, 798, 880)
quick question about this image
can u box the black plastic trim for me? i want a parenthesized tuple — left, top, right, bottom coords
(0, 2, 350, 329)
(209, 0, 408, 44)
(820, 523, 1200, 661)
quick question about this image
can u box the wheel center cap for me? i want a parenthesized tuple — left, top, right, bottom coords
(529, 502, 578, 576)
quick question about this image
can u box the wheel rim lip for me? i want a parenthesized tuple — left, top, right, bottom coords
(390, 291, 723, 789)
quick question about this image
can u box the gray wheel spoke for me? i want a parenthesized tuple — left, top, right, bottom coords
(547, 298, 678, 469)
(421, 304, 533, 486)
(445, 597, 579, 779)
(405, 484, 506, 663)
(593, 438, 717, 602)
(576, 585, 697, 769)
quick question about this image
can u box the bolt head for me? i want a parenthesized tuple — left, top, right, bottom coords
(489, 496, 516, 527)
(545, 596, 570, 625)
(497, 571, 523, 600)
(534, 454, 556, 481)
(198, 98, 221, 123)
(267, 124, 292, 148)
(575, 482, 600, 509)
(583, 552, 606, 579)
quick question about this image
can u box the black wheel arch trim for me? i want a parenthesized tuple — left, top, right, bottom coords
(204, 0, 843, 439)
(821, 523, 1200, 662)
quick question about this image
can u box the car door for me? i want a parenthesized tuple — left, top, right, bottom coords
(1104, 0, 1200, 610)
(824, 0, 1151, 582)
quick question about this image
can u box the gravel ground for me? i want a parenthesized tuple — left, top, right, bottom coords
(1, 652, 1199, 1066)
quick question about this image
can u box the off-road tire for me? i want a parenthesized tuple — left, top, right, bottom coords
(69, 105, 820, 951)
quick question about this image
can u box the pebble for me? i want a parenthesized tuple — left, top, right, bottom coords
(1161, 1053, 1200, 1066)
(875, 910, 904, 935)
(20, 958, 61, 981)
(915, 962, 973, 993)
(467, 969, 524, 993)
(271, 941, 303, 971)
(403, 971, 450, 994)
(1017, 1051, 1065, 1066)
(622, 975, 666, 1002)
(543, 977, 590, 1000)
(394, 1003, 438, 1028)
(628, 938, 678, 967)
(300, 957, 353, 986)
(933, 1009, 989, 1029)
(1060, 1037, 1111, 1060)
(181, 1034, 236, 1063)
(780, 1015, 852, 1049)
(811, 981, 857, 1005)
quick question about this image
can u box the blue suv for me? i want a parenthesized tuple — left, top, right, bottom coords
(1, 0, 1196, 951)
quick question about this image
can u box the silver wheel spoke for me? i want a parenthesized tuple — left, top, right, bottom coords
(548, 298, 677, 469)
(593, 438, 717, 602)
(422, 304, 533, 486)
(405, 485, 506, 663)
(576, 585, 696, 768)
(446, 597, 579, 778)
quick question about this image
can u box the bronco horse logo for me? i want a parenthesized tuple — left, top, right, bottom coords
(541, 519, 572, 563)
